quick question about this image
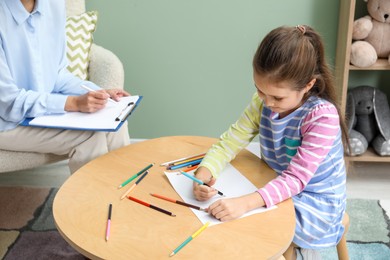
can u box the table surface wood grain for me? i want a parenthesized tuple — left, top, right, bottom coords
(53, 136, 295, 260)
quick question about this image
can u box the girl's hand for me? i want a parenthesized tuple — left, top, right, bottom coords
(207, 193, 265, 222)
(193, 167, 217, 201)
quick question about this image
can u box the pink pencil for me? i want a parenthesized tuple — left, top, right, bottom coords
(105, 203, 112, 241)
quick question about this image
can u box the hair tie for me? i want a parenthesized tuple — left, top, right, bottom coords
(296, 25, 306, 35)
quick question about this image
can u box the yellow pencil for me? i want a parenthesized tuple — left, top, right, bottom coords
(160, 153, 206, 166)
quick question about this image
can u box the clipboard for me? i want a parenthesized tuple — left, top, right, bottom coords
(20, 95, 142, 132)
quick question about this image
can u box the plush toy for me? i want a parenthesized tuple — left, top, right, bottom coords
(346, 85, 390, 156)
(350, 0, 390, 68)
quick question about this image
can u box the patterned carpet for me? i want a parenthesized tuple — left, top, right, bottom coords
(0, 187, 84, 259)
(0, 186, 389, 259)
(320, 199, 390, 259)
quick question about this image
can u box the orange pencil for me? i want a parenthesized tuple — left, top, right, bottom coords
(183, 165, 198, 172)
(150, 193, 206, 211)
(128, 196, 176, 217)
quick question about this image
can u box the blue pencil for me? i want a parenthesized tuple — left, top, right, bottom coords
(167, 158, 202, 170)
(180, 171, 224, 196)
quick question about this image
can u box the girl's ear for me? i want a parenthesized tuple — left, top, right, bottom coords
(305, 78, 316, 93)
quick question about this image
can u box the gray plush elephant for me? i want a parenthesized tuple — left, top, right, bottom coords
(346, 85, 390, 156)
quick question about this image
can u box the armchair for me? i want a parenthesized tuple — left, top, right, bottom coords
(0, 0, 124, 173)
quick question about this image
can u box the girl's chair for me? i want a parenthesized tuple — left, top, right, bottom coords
(280, 212, 350, 260)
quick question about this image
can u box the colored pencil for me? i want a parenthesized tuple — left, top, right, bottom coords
(169, 222, 210, 257)
(118, 163, 155, 189)
(128, 196, 176, 217)
(170, 154, 205, 166)
(105, 203, 112, 241)
(183, 165, 199, 172)
(160, 153, 206, 166)
(120, 171, 149, 200)
(150, 193, 206, 211)
(180, 171, 224, 196)
(167, 158, 202, 170)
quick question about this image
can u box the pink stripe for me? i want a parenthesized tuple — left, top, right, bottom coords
(106, 220, 111, 241)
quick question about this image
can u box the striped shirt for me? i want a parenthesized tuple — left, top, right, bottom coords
(200, 93, 346, 249)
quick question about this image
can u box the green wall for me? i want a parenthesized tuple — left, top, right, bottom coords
(86, 0, 340, 139)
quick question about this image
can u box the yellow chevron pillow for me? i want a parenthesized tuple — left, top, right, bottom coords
(66, 11, 98, 80)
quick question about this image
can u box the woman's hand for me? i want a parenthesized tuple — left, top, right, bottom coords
(65, 88, 130, 112)
(106, 88, 130, 101)
(193, 167, 218, 201)
(207, 192, 265, 222)
(66, 90, 110, 112)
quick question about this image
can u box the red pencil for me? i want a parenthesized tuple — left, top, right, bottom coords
(127, 196, 176, 217)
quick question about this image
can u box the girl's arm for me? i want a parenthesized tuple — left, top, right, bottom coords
(200, 93, 262, 178)
(258, 104, 342, 208)
(193, 93, 262, 200)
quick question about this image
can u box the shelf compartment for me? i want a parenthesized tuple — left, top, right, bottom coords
(350, 59, 390, 70)
(346, 147, 390, 162)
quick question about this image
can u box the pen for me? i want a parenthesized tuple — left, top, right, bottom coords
(160, 153, 206, 166)
(150, 193, 206, 211)
(105, 203, 112, 241)
(118, 163, 155, 189)
(180, 171, 224, 196)
(80, 84, 116, 104)
(167, 158, 203, 171)
(169, 222, 210, 257)
(128, 196, 176, 217)
(120, 171, 149, 200)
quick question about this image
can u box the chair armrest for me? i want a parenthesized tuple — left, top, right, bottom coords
(88, 43, 125, 90)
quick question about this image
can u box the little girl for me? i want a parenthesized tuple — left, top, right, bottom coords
(193, 25, 349, 259)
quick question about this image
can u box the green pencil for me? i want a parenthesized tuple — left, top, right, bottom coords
(118, 163, 154, 189)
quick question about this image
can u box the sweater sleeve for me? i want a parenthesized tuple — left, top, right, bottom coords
(200, 93, 262, 178)
(257, 104, 341, 207)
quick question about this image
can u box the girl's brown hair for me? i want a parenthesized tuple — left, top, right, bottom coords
(252, 25, 349, 148)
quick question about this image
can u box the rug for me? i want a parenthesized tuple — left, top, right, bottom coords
(0, 187, 84, 260)
(0, 186, 389, 259)
(320, 199, 390, 260)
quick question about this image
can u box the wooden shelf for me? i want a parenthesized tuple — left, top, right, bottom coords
(350, 59, 390, 70)
(346, 147, 390, 162)
(336, 0, 390, 163)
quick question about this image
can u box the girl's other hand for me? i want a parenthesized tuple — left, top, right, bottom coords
(208, 193, 265, 222)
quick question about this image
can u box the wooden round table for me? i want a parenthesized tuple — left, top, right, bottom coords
(53, 136, 295, 259)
